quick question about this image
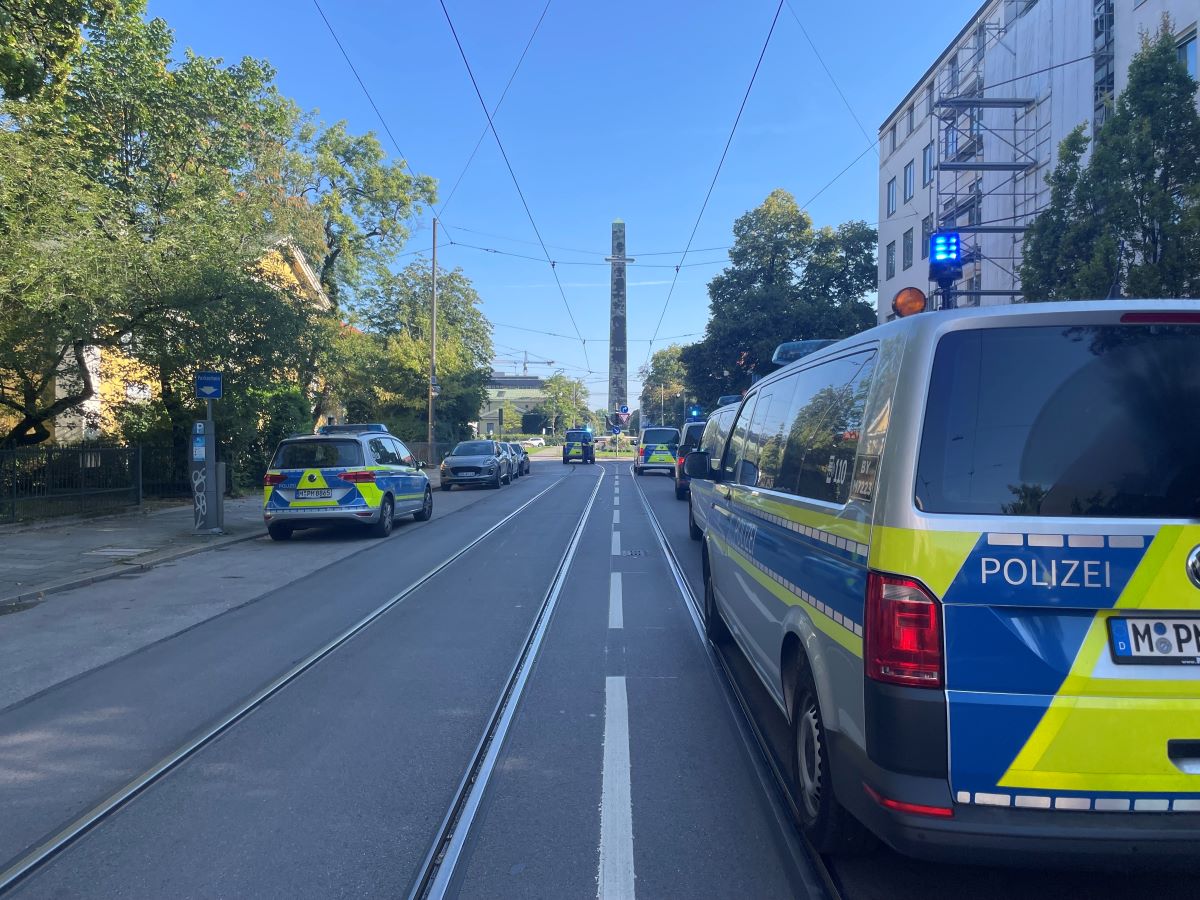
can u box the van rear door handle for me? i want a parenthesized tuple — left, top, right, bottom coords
(1168, 740, 1200, 774)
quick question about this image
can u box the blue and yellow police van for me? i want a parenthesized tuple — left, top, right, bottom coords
(562, 429, 595, 464)
(634, 426, 680, 477)
(684, 301, 1200, 862)
(263, 424, 432, 541)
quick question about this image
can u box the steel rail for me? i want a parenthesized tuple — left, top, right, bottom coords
(630, 466, 843, 900)
(408, 464, 606, 899)
(0, 471, 578, 894)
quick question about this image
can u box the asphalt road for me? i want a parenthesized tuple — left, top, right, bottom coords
(1, 459, 824, 899)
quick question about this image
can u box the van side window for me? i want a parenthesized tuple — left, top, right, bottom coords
(737, 378, 801, 490)
(721, 396, 757, 481)
(777, 352, 877, 504)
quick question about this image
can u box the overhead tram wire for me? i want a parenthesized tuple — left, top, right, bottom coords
(643, 0, 786, 367)
(438, 0, 592, 373)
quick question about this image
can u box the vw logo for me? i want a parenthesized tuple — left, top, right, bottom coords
(1188, 546, 1200, 590)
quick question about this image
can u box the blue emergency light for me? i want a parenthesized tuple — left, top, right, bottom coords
(929, 232, 963, 283)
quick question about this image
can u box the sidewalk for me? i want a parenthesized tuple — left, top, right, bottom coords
(0, 497, 267, 611)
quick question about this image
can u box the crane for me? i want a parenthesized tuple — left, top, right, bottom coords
(491, 350, 556, 376)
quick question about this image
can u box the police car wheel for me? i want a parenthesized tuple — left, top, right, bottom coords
(703, 569, 729, 643)
(688, 505, 702, 541)
(675, 483, 687, 501)
(792, 669, 876, 854)
(635, 466, 644, 476)
(414, 488, 433, 521)
(267, 523, 292, 542)
(371, 496, 394, 538)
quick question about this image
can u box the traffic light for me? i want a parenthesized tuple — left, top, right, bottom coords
(928, 232, 962, 283)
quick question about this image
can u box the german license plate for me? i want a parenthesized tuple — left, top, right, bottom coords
(295, 488, 332, 500)
(1109, 617, 1200, 665)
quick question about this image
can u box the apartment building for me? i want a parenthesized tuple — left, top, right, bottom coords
(876, 0, 1198, 321)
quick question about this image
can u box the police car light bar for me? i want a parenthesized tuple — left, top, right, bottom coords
(771, 339, 837, 367)
(928, 232, 963, 283)
(317, 423, 390, 435)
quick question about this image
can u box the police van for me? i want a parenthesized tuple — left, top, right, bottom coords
(634, 426, 680, 476)
(683, 301, 1200, 861)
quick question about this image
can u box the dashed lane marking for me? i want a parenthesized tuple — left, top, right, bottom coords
(609, 572, 623, 629)
(611, 531, 621, 556)
(613, 510, 621, 525)
(598, 676, 636, 899)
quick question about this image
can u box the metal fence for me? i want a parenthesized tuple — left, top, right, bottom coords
(0, 446, 141, 524)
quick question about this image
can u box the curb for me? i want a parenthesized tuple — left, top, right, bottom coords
(0, 528, 264, 615)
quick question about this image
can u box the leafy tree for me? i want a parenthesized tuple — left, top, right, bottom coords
(1021, 25, 1200, 299)
(638, 344, 687, 424)
(0, 0, 114, 100)
(537, 373, 588, 434)
(681, 189, 876, 410)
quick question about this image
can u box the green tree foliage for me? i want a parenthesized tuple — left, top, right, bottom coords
(638, 344, 687, 425)
(325, 260, 492, 443)
(1021, 25, 1200, 299)
(681, 189, 876, 409)
(0, 0, 114, 100)
(536, 372, 589, 434)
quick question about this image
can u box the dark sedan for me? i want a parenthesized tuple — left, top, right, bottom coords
(439, 440, 511, 490)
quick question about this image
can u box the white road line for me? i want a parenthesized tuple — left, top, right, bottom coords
(613, 510, 621, 525)
(613, 494, 620, 506)
(611, 530, 621, 556)
(608, 573, 623, 629)
(598, 676, 636, 900)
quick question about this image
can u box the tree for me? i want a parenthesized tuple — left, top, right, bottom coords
(638, 344, 687, 425)
(1021, 24, 1200, 299)
(681, 189, 876, 409)
(537, 373, 588, 434)
(0, 0, 114, 100)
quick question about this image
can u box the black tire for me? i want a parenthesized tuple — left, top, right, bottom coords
(703, 567, 730, 643)
(491, 470, 502, 489)
(675, 483, 687, 501)
(562, 458, 568, 465)
(440, 483, 451, 492)
(371, 496, 394, 539)
(635, 466, 644, 476)
(791, 666, 878, 855)
(413, 487, 433, 521)
(688, 503, 702, 541)
(267, 523, 292, 542)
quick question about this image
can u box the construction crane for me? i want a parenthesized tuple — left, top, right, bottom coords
(491, 351, 556, 376)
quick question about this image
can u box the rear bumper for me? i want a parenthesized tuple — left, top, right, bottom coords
(830, 732, 1200, 865)
(636, 462, 674, 471)
(263, 506, 380, 527)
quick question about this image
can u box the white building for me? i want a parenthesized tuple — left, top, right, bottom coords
(876, 0, 1198, 321)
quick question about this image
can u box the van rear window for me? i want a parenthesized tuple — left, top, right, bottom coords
(917, 325, 1200, 518)
(641, 428, 679, 445)
(272, 440, 363, 469)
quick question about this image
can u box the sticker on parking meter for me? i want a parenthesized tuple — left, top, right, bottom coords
(192, 435, 206, 461)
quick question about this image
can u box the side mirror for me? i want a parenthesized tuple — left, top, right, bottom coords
(683, 450, 711, 480)
(417, 460, 427, 470)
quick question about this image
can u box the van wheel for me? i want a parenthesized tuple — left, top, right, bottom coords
(703, 568, 730, 643)
(792, 667, 877, 855)
(371, 496, 394, 538)
(413, 487, 433, 521)
(675, 483, 687, 501)
(267, 523, 292, 542)
(688, 503, 702, 541)
(635, 466, 644, 476)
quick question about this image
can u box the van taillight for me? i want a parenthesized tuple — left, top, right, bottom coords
(865, 572, 943, 688)
(263, 473, 285, 486)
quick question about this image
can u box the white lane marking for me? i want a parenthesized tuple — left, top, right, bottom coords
(613, 495, 620, 506)
(611, 530, 621, 556)
(609, 573, 623, 629)
(598, 676, 635, 899)
(613, 510, 621, 525)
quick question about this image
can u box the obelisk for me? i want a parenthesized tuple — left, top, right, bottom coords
(607, 220, 630, 415)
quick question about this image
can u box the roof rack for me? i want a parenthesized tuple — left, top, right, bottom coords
(716, 394, 744, 407)
(316, 423, 391, 435)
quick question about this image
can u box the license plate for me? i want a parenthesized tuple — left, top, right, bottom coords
(1109, 617, 1200, 665)
(295, 488, 332, 499)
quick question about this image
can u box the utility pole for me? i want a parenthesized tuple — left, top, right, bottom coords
(428, 219, 438, 449)
(660, 384, 664, 423)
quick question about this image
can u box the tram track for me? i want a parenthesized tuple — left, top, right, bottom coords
(630, 465, 841, 900)
(0, 468, 587, 896)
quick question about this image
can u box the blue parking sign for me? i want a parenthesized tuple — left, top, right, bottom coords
(195, 371, 223, 400)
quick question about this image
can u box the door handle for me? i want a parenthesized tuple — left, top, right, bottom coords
(1168, 740, 1200, 774)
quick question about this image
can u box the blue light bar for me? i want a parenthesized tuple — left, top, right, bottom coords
(930, 232, 961, 263)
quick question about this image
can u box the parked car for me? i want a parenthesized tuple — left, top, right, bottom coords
(673, 420, 708, 500)
(507, 442, 530, 476)
(522, 437, 546, 447)
(439, 440, 511, 490)
(498, 442, 517, 480)
(262, 424, 431, 541)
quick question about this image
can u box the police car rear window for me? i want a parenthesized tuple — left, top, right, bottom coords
(565, 431, 591, 441)
(641, 428, 679, 445)
(917, 324, 1200, 518)
(272, 440, 363, 469)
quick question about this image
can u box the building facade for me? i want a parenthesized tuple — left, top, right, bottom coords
(477, 374, 549, 437)
(876, 0, 1198, 321)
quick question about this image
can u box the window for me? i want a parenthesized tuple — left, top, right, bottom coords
(946, 121, 958, 157)
(906, 105, 915, 134)
(924, 84, 934, 116)
(918, 326, 1200, 518)
(889, 124, 897, 153)
(902, 229, 914, 270)
(886, 178, 896, 216)
(774, 352, 878, 505)
(1179, 31, 1197, 78)
(885, 241, 896, 279)
(271, 440, 363, 469)
(722, 395, 757, 481)
(922, 142, 934, 185)
(369, 437, 398, 465)
(903, 161, 915, 202)
(391, 439, 416, 467)
(921, 215, 933, 260)
(736, 381, 799, 490)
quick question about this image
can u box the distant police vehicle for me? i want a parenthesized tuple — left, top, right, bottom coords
(634, 426, 680, 477)
(562, 429, 595, 464)
(263, 424, 432, 541)
(684, 301, 1200, 862)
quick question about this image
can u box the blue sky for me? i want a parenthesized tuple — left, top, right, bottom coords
(147, 0, 965, 408)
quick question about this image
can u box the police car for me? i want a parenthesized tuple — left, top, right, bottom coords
(263, 424, 432, 541)
(633, 426, 680, 476)
(562, 429, 595, 464)
(684, 301, 1200, 862)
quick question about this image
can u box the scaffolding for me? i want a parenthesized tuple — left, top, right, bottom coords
(932, 6, 1044, 307)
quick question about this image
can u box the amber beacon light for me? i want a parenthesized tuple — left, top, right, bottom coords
(891, 286, 928, 318)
